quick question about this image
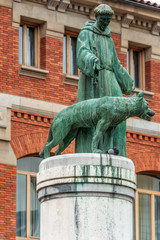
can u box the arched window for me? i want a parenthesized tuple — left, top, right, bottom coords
(16, 156, 43, 240)
(135, 174, 160, 240)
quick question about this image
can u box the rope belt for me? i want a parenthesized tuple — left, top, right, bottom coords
(100, 65, 113, 72)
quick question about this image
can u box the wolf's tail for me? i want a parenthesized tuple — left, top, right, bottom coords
(39, 125, 53, 158)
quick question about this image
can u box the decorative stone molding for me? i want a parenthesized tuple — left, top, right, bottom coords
(58, 0, 70, 12)
(127, 131, 160, 146)
(11, 109, 53, 127)
(19, 65, 49, 80)
(47, 0, 70, 12)
(152, 21, 160, 36)
(68, 2, 91, 16)
(131, 18, 153, 30)
(122, 14, 134, 28)
(112, 13, 123, 22)
(47, 0, 60, 10)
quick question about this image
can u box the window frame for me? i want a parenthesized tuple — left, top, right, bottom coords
(135, 188, 160, 240)
(127, 46, 145, 90)
(63, 31, 80, 77)
(19, 21, 40, 68)
(16, 169, 40, 240)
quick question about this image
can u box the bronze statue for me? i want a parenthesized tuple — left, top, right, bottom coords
(39, 91, 155, 159)
(75, 4, 134, 156)
(39, 4, 155, 159)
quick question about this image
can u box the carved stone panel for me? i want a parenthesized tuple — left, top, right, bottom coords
(152, 21, 160, 36)
(47, 0, 60, 10)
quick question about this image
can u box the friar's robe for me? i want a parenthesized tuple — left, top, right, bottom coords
(75, 21, 133, 156)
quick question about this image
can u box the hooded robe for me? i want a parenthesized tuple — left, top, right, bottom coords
(75, 21, 133, 156)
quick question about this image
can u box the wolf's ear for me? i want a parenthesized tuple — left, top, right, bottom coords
(137, 90, 144, 98)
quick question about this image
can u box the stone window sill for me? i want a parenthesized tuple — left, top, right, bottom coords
(132, 88, 154, 101)
(19, 65, 49, 80)
(63, 75, 154, 101)
(63, 74, 79, 86)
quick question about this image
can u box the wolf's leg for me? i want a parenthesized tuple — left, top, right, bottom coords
(92, 120, 108, 153)
(42, 122, 72, 158)
(55, 129, 78, 155)
(55, 141, 64, 155)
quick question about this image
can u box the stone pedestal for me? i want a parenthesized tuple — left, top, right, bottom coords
(37, 154, 136, 240)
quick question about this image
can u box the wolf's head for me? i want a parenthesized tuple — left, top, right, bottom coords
(133, 90, 155, 121)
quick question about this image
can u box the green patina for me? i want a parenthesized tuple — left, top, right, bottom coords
(81, 166, 89, 183)
(39, 4, 155, 159)
(75, 4, 134, 156)
(39, 91, 155, 159)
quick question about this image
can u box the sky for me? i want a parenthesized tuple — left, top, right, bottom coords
(149, 0, 160, 4)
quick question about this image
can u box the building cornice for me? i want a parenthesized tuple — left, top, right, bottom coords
(112, 0, 160, 12)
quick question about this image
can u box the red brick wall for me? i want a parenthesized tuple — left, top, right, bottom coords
(146, 61, 160, 123)
(0, 164, 16, 240)
(11, 110, 75, 158)
(1, 4, 160, 206)
(126, 131, 160, 173)
(0, 7, 77, 106)
(112, 33, 127, 69)
(1, 4, 160, 240)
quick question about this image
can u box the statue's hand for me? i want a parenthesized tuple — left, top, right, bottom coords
(96, 64, 103, 71)
(93, 59, 99, 71)
(94, 63, 102, 76)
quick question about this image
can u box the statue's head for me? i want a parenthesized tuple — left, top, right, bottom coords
(94, 4, 114, 31)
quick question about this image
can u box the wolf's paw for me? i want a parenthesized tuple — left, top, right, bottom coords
(44, 149, 51, 159)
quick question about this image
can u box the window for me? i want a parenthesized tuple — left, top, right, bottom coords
(135, 174, 160, 240)
(127, 47, 145, 89)
(63, 32, 79, 76)
(16, 156, 43, 240)
(19, 23, 40, 68)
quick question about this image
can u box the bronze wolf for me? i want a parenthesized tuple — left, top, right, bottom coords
(40, 91, 155, 158)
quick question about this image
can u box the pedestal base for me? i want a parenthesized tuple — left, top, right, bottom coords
(37, 154, 136, 240)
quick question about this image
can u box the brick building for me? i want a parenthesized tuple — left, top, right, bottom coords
(0, 0, 160, 239)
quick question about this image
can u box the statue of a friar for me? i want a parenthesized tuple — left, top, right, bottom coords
(75, 4, 134, 157)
